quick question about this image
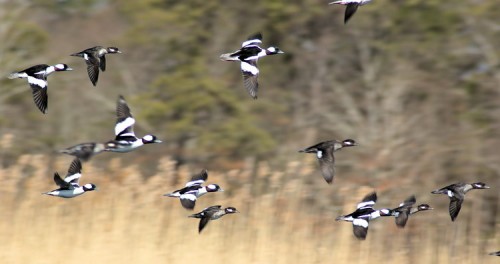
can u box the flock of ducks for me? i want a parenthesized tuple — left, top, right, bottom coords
(5, 1, 499, 253)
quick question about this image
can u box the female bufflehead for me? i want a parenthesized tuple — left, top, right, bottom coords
(220, 32, 284, 99)
(335, 192, 392, 240)
(431, 182, 489, 221)
(104, 95, 161, 153)
(489, 251, 500, 256)
(329, 0, 372, 24)
(43, 158, 97, 198)
(59, 142, 106, 161)
(8, 64, 72, 113)
(163, 169, 223, 210)
(390, 195, 433, 228)
(189, 205, 239, 233)
(71, 46, 121, 86)
(299, 139, 357, 184)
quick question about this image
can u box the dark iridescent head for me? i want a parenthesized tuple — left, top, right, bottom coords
(417, 204, 433, 211)
(106, 47, 122, 54)
(83, 183, 97, 192)
(342, 139, 358, 147)
(472, 182, 490, 189)
(266, 47, 284, 55)
(142, 134, 162, 144)
(206, 184, 223, 193)
(54, 64, 73, 71)
(224, 207, 239, 214)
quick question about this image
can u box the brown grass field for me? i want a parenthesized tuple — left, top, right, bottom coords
(0, 144, 498, 264)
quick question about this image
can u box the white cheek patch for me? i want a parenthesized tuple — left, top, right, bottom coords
(447, 190, 454, 197)
(240, 62, 259, 75)
(353, 219, 369, 228)
(84, 53, 89, 61)
(143, 135, 153, 142)
(115, 117, 135, 136)
(27, 76, 47, 88)
(316, 151, 323, 159)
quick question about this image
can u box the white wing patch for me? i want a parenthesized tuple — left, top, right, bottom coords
(181, 193, 197, 201)
(27, 76, 47, 88)
(357, 200, 375, 209)
(115, 117, 135, 136)
(64, 173, 82, 184)
(241, 39, 262, 47)
(241, 62, 259, 75)
(353, 218, 369, 228)
(186, 179, 204, 187)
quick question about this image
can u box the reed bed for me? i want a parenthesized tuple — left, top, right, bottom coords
(0, 150, 497, 264)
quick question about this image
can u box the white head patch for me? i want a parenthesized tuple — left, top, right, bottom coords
(316, 151, 323, 159)
(143, 135, 154, 142)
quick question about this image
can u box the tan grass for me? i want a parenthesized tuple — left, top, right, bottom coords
(0, 154, 497, 264)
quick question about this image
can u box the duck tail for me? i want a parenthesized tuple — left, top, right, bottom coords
(219, 53, 239, 61)
(8, 72, 19, 79)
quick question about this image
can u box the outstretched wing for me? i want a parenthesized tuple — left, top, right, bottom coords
(99, 55, 107, 72)
(352, 218, 369, 240)
(53, 172, 73, 190)
(241, 61, 259, 99)
(30, 83, 48, 114)
(449, 197, 463, 221)
(357, 192, 377, 209)
(85, 56, 100, 86)
(241, 33, 263, 47)
(344, 3, 359, 24)
(186, 169, 208, 187)
(114, 95, 136, 138)
(64, 158, 82, 185)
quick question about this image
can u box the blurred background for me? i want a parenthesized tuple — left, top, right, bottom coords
(0, 0, 499, 263)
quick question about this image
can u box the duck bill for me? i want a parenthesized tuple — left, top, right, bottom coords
(154, 139, 162, 143)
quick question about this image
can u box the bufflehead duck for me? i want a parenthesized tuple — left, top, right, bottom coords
(489, 251, 500, 256)
(390, 195, 433, 228)
(220, 32, 284, 99)
(71, 46, 121, 86)
(163, 169, 223, 210)
(299, 139, 357, 184)
(104, 95, 162, 153)
(59, 142, 106, 161)
(335, 192, 392, 240)
(329, 0, 372, 24)
(431, 182, 489, 221)
(8, 63, 73, 114)
(189, 205, 239, 233)
(43, 158, 97, 198)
